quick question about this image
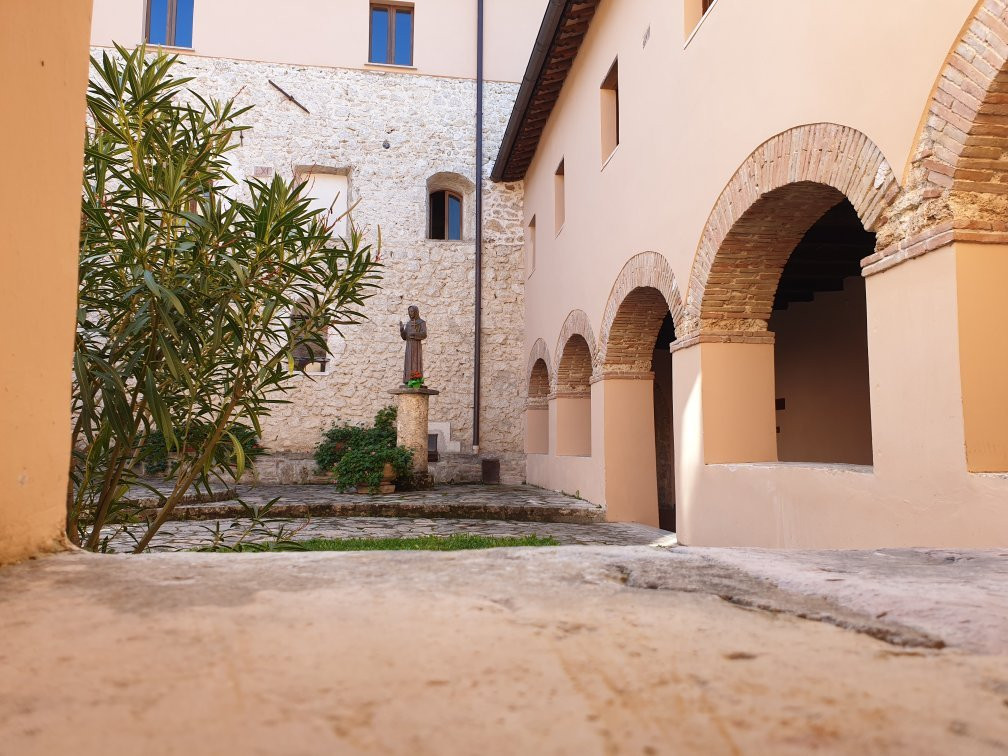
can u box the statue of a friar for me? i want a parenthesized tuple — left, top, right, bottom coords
(399, 305, 427, 386)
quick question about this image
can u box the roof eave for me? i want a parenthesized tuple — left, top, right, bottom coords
(490, 0, 599, 183)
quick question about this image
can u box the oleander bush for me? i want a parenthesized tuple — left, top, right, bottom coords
(71, 44, 381, 552)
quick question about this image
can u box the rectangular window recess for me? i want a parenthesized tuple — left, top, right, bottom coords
(600, 59, 619, 163)
(146, 0, 194, 48)
(527, 216, 537, 276)
(684, 0, 719, 46)
(554, 159, 566, 235)
(601, 144, 620, 172)
(370, 4, 414, 67)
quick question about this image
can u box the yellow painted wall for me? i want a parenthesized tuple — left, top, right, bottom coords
(700, 343, 777, 465)
(90, 0, 548, 82)
(956, 243, 1008, 472)
(0, 1, 93, 563)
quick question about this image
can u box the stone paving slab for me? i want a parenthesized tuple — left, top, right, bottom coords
(166, 484, 605, 524)
(105, 516, 672, 553)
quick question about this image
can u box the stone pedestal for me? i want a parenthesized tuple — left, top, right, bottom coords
(389, 387, 440, 472)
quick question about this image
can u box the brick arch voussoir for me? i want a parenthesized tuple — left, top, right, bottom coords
(686, 123, 899, 337)
(872, 0, 1008, 274)
(554, 310, 596, 395)
(597, 252, 686, 378)
(527, 339, 553, 407)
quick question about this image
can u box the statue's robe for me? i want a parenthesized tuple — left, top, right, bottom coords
(401, 317, 427, 384)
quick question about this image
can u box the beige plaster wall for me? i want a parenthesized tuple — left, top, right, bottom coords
(0, 1, 92, 563)
(700, 343, 777, 465)
(525, 408, 549, 455)
(601, 379, 659, 527)
(674, 246, 1008, 547)
(520, 0, 1008, 545)
(769, 277, 873, 466)
(90, 0, 547, 83)
(956, 242, 1008, 473)
(525, 397, 602, 501)
(521, 0, 977, 353)
(555, 396, 591, 457)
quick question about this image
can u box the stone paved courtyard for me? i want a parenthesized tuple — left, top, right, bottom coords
(109, 483, 631, 552)
(128, 483, 606, 524)
(106, 515, 672, 552)
(111, 483, 665, 552)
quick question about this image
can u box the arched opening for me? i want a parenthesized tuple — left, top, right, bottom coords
(526, 358, 550, 454)
(555, 335, 592, 456)
(768, 200, 873, 464)
(697, 182, 875, 466)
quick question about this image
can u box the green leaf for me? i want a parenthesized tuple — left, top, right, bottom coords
(225, 430, 246, 481)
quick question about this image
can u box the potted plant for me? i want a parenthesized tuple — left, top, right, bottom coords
(335, 441, 413, 494)
(314, 423, 367, 476)
(407, 371, 425, 389)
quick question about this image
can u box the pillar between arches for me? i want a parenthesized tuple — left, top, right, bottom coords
(594, 374, 660, 527)
(671, 335, 777, 465)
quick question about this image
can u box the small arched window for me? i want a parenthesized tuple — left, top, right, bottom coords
(429, 190, 462, 240)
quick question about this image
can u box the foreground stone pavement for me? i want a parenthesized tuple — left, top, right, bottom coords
(1, 546, 1007, 754)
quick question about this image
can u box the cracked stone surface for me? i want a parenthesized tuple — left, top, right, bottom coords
(1, 546, 1006, 754)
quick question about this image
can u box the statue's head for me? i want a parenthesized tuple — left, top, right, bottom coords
(408, 305, 420, 320)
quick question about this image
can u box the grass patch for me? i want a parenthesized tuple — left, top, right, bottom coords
(203, 534, 560, 552)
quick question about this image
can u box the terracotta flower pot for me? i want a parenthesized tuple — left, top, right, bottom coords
(356, 463, 396, 494)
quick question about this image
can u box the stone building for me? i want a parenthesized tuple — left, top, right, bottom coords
(81, 0, 1008, 549)
(502, 0, 1008, 547)
(90, 0, 547, 483)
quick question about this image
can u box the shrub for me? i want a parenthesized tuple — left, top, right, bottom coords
(314, 406, 397, 473)
(313, 424, 367, 473)
(334, 441, 413, 493)
(315, 406, 411, 491)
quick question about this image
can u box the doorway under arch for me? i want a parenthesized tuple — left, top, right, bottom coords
(768, 199, 874, 464)
(694, 181, 878, 466)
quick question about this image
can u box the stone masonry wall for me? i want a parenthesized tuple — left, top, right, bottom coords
(94, 49, 527, 458)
